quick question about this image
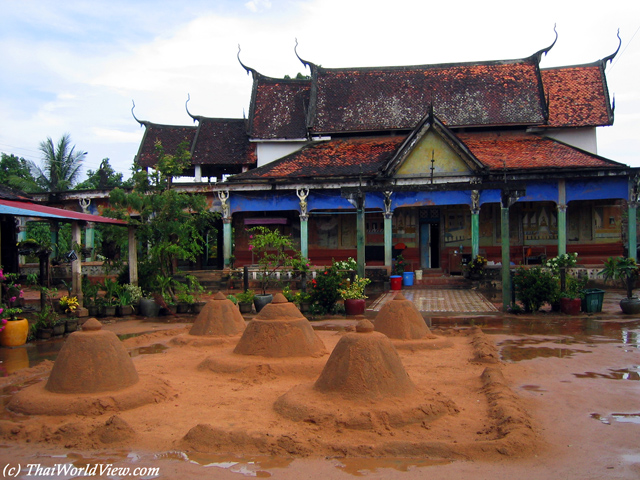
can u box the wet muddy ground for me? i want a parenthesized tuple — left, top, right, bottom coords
(0, 289, 639, 479)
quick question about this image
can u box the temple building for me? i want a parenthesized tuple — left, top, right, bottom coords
(134, 32, 638, 305)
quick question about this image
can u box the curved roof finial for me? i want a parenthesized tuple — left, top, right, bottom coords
(533, 24, 558, 62)
(602, 29, 622, 66)
(294, 38, 314, 70)
(131, 100, 147, 127)
(237, 44, 259, 78)
(185, 93, 198, 122)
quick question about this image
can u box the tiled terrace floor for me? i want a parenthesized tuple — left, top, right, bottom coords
(368, 288, 500, 313)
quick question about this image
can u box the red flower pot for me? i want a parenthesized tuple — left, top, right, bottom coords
(344, 298, 366, 316)
(560, 297, 581, 315)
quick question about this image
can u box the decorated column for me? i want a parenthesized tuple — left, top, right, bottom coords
(218, 190, 232, 269)
(79, 198, 94, 261)
(356, 193, 366, 278)
(629, 175, 639, 260)
(471, 190, 480, 259)
(383, 192, 393, 270)
(128, 225, 138, 286)
(501, 189, 523, 311)
(297, 188, 310, 260)
(71, 221, 85, 314)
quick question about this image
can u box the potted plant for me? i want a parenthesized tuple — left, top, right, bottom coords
(236, 289, 255, 314)
(99, 278, 120, 316)
(559, 276, 586, 315)
(58, 295, 80, 332)
(82, 278, 100, 316)
(182, 275, 206, 313)
(339, 275, 371, 316)
(599, 256, 640, 314)
(247, 226, 300, 312)
(465, 255, 487, 280)
(0, 268, 29, 347)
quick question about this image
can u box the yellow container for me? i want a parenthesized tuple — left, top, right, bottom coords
(0, 318, 30, 347)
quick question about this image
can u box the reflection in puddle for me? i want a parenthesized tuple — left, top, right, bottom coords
(501, 346, 591, 362)
(520, 384, 547, 392)
(574, 366, 640, 381)
(591, 412, 640, 425)
(335, 457, 451, 476)
(164, 451, 293, 477)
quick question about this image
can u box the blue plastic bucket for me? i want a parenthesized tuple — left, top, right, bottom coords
(402, 271, 414, 286)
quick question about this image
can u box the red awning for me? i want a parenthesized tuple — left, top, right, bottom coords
(0, 199, 127, 225)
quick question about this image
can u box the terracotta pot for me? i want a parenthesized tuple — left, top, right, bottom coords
(560, 297, 581, 315)
(620, 296, 640, 315)
(344, 298, 366, 316)
(0, 318, 29, 347)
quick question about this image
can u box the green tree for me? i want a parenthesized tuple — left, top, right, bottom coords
(0, 153, 34, 190)
(107, 141, 217, 295)
(75, 158, 126, 190)
(26, 134, 86, 197)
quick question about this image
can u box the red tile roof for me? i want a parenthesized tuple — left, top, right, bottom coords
(192, 118, 256, 166)
(248, 75, 311, 139)
(228, 136, 406, 181)
(136, 123, 197, 168)
(541, 63, 613, 128)
(456, 131, 623, 170)
(309, 57, 547, 133)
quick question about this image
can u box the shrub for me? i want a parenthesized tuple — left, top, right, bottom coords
(512, 266, 559, 313)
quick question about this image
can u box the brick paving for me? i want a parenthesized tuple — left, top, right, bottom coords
(368, 288, 499, 313)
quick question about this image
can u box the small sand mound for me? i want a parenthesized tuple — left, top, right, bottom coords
(274, 319, 459, 430)
(189, 292, 246, 336)
(470, 327, 501, 364)
(91, 415, 136, 444)
(46, 318, 139, 394)
(374, 293, 433, 340)
(233, 293, 326, 358)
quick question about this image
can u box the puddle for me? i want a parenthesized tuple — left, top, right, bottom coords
(520, 384, 547, 392)
(501, 346, 591, 362)
(128, 344, 169, 357)
(574, 366, 640, 381)
(335, 457, 451, 476)
(167, 451, 294, 477)
(591, 413, 640, 425)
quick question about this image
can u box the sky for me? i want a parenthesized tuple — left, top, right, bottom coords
(1, 0, 639, 180)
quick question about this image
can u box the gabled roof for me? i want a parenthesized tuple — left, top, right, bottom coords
(191, 117, 256, 166)
(456, 131, 625, 171)
(541, 61, 613, 128)
(135, 123, 197, 168)
(379, 110, 486, 178)
(248, 74, 311, 139)
(226, 136, 406, 183)
(306, 55, 547, 133)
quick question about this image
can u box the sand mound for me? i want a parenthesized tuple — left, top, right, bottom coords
(189, 292, 246, 336)
(45, 318, 139, 394)
(274, 319, 459, 430)
(470, 327, 501, 364)
(374, 293, 434, 340)
(233, 293, 327, 358)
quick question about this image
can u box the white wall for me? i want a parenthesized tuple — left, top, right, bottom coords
(544, 127, 598, 154)
(256, 141, 307, 167)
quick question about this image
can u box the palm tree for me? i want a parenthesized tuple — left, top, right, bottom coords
(29, 134, 86, 197)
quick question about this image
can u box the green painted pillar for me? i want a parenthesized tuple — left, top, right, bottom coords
(629, 203, 637, 261)
(471, 190, 480, 259)
(557, 204, 567, 257)
(85, 222, 95, 260)
(501, 206, 511, 311)
(384, 213, 393, 268)
(300, 216, 309, 260)
(356, 195, 366, 278)
(557, 180, 567, 257)
(471, 212, 480, 258)
(223, 219, 232, 268)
